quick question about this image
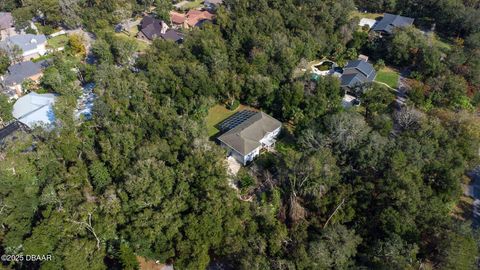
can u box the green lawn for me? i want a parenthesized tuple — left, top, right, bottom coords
(114, 32, 150, 52)
(375, 67, 400, 89)
(181, 0, 204, 10)
(206, 104, 255, 137)
(47, 34, 69, 49)
(431, 34, 453, 52)
(350, 10, 383, 20)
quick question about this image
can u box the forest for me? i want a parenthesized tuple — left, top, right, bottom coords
(1, 0, 480, 269)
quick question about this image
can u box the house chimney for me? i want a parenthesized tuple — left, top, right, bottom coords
(161, 21, 168, 34)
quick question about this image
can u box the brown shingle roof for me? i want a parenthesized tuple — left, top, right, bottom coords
(170, 11, 186, 24)
(185, 10, 214, 27)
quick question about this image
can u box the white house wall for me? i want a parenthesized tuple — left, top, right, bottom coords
(243, 147, 260, 165)
(260, 127, 281, 146)
(220, 126, 281, 166)
(23, 43, 47, 58)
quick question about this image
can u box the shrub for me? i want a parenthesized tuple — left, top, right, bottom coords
(375, 59, 385, 70)
(227, 99, 240, 110)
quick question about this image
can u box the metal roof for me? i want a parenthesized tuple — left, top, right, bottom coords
(372, 13, 414, 34)
(340, 60, 376, 88)
(12, 92, 56, 128)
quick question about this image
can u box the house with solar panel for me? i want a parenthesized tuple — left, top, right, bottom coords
(217, 110, 282, 165)
(372, 13, 414, 35)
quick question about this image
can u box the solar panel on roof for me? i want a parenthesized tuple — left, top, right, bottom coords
(218, 110, 256, 132)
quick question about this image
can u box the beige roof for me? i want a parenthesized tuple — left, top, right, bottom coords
(218, 112, 281, 156)
(170, 11, 186, 24)
(186, 10, 214, 27)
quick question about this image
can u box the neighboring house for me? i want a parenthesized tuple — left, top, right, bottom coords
(204, 0, 223, 9)
(170, 10, 215, 29)
(0, 34, 47, 60)
(339, 59, 376, 108)
(0, 60, 47, 99)
(12, 92, 56, 129)
(372, 13, 414, 35)
(186, 10, 214, 28)
(170, 11, 187, 29)
(217, 111, 282, 165)
(137, 16, 169, 41)
(358, 18, 377, 29)
(160, 29, 184, 43)
(340, 59, 376, 89)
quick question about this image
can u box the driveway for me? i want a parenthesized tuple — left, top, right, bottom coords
(395, 69, 410, 108)
(466, 167, 480, 228)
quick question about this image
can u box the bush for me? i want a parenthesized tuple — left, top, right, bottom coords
(227, 99, 240, 110)
(37, 24, 56, 35)
(375, 59, 385, 70)
(372, 114, 393, 136)
(237, 170, 255, 190)
(25, 26, 37, 34)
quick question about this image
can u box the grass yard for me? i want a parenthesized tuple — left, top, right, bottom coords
(47, 34, 69, 49)
(114, 32, 150, 52)
(181, 0, 204, 10)
(206, 104, 255, 137)
(375, 67, 400, 89)
(432, 34, 453, 52)
(350, 10, 383, 20)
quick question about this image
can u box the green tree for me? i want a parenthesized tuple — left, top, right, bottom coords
(0, 49, 11, 74)
(119, 243, 139, 270)
(0, 93, 13, 123)
(308, 225, 361, 269)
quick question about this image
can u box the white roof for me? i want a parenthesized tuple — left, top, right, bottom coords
(359, 18, 377, 28)
(12, 92, 56, 128)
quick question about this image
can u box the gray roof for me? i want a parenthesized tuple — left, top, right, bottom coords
(340, 60, 376, 88)
(160, 29, 183, 43)
(218, 111, 282, 156)
(0, 34, 47, 52)
(0, 12, 13, 29)
(3, 60, 47, 86)
(205, 0, 223, 5)
(140, 16, 168, 40)
(372, 13, 414, 34)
